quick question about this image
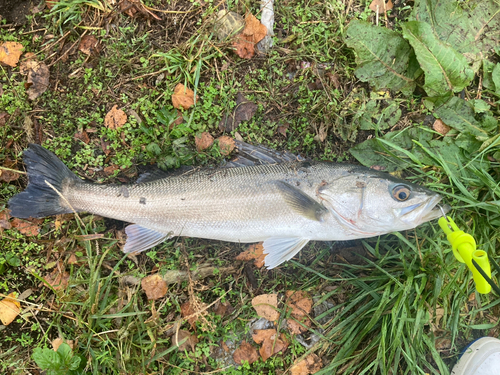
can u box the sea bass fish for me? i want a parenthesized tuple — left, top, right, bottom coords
(8, 144, 447, 268)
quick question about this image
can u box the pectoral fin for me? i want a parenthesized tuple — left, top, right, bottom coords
(262, 237, 310, 269)
(276, 181, 327, 221)
(123, 224, 170, 254)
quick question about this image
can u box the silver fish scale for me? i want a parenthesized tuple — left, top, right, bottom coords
(63, 161, 353, 242)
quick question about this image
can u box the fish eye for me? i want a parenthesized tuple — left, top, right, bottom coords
(392, 185, 411, 201)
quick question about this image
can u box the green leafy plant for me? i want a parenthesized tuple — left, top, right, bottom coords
(32, 343, 85, 375)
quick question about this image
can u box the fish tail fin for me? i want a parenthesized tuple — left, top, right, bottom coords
(8, 144, 82, 218)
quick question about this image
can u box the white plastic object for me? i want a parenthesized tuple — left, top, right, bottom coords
(451, 337, 500, 375)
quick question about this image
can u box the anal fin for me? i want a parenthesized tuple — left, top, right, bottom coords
(262, 237, 310, 269)
(123, 224, 170, 254)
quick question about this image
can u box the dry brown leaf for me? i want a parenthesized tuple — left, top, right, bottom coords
(172, 329, 198, 352)
(46, 0, 58, 9)
(290, 353, 323, 375)
(103, 165, 120, 176)
(233, 13, 267, 59)
(0, 292, 20, 326)
(67, 253, 78, 265)
(11, 217, 42, 236)
(74, 130, 90, 144)
(259, 332, 288, 361)
(369, 0, 394, 12)
(43, 266, 70, 291)
(0, 112, 10, 127)
(172, 83, 197, 110)
(213, 301, 234, 317)
(119, 0, 161, 20)
(78, 35, 100, 56)
(433, 119, 451, 135)
(251, 294, 279, 322)
(235, 243, 267, 268)
(181, 301, 198, 329)
(52, 337, 75, 351)
(0, 209, 11, 230)
(233, 340, 259, 365)
(0, 42, 23, 67)
(0, 157, 20, 183)
(105, 105, 127, 129)
(141, 274, 168, 300)
(277, 123, 289, 136)
(195, 132, 214, 151)
(286, 291, 313, 334)
(252, 328, 276, 344)
(217, 136, 235, 156)
(21, 55, 50, 100)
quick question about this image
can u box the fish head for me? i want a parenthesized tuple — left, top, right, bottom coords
(319, 171, 448, 236)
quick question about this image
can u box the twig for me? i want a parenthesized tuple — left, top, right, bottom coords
(0, 166, 26, 175)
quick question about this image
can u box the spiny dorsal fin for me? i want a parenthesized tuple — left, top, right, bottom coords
(276, 181, 328, 221)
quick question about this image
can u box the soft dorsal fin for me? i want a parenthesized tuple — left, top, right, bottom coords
(262, 237, 310, 269)
(123, 224, 171, 253)
(276, 181, 328, 221)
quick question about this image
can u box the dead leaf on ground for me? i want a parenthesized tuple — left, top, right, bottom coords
(259, 332, 288, 361)
(314, 123, 328, 143)
(277, 123, 289, 136)
(0, 292, 20, 326)
(172, 329, 198, 351)
(217, 136, 235, 156)
(252, 328, 276, 344)
(172, 83, 197, 110)
(74, 129, 90, 144)
(195, 132, 214, 151)
(291, 353, 323, 375)
(233, 13, 267, 59)
(119, 0, 161, 20)
(43, 266, 70, 291)
(11, 217, 42, 236)
(286, 291, 313, 335)
(0, 112, 10, 127)
(105, 105, 127, 129)
(0, 209, 11, 230)
(78, 35, 100, 56)
(0, 42, 23, 67)
(218, 92, 258, 131)
(52, 337, 75, 351)
(103, 165, 120, 176)
(369, 0, 394, 12)
(235, 243, 267, 268)
(433, 119, 451, 136)
(233, 340, 259, 365)
(20, 53, 50, 100)
(141, 274, 168, 300)
(0, 157, 20, 183)
(251, 294, 279, 322)
(212, 301, 234, 317)
(181, 301, 198, 330)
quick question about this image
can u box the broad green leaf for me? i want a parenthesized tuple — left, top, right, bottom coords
(345, 20, 416, 96)
(410, 0, 500, 72)
(434, 97, 490, 140)
(56, 343, 73, 364)
(492, 63, 500, 95)
(482, 59, 496, 90)
(402, 21, 474, 96)
(32, 348, 61, 370)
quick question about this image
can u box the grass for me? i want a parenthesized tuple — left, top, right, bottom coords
(1, 0, 500, 374)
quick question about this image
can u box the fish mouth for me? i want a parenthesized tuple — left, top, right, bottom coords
(400, 194, 448, 225)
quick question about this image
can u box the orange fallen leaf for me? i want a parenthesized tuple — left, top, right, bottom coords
(11, 217, 42, 236)
(251, 294, 279, 322)
(52, 337, 75, 351)
(369, 0, 393, 12)
(291, 353, 323, 375)
(235, 243, 267, 268)
(172, 83, 197, 110)
(74, 129, 90, 144)
(433, 119, 451, 136)
(105, 105, 127, 129)
(252, 328, 276, 344)
(0, 209, 11, 230)
(0, 292, 20, 326)
(217, 136, 235, 156)
(0, 42, 23, 67)
(259, 332, 288, 361)
(103, 164, 120, 176)
(172, 329, 198, 351)
(78, 35, 100, 56)
(46, 0, 58, 9)
(181, 301, 198, 330)
(286, 291, 313, 335)
(141, 274, 168, 300)
(43, 266, 70, 291)
(195, 132, 214, 151)
(233, 340, 259, 365)
(233, 13, 267, 59)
